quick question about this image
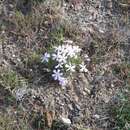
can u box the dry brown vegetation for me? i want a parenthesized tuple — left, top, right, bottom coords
(0, 0, 130, 130)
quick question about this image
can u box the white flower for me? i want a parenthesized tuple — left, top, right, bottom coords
(63, 39, 73, 44)
(52, 44, 81, 60)
(41, 52, 50, 62)
(52, 53, 57, 60)
(64, 45, 75, 58)
(66, 45, 81, 58)
(54, 45, 64, 53)
(52, 69, 63, 80)
(55, 63, 64, 69)
(65, 63, 76, 72)
(52, 51, 67, 63)
(84, 54, 90, 62)
(86, 58, 90, 62)
(84, 54, 89, 58)
(73, 46, 81, 53)
(58, 54, 67, 63)
(59, 77, 68, 86)
(67, 50, 76, 58)
(79, 62, 88, 72)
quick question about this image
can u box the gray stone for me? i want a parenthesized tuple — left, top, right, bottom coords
(60, 117, 71, 125)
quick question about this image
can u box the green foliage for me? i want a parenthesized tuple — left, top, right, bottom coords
(111, 90, 130, 130)
(28, 51, 41, 65)
(111, 63, 130, 130)
(49, 27, 65, 46)
(51, 120, 69, 130)
(0, 69, 27, 90)
(31, 113, 46, 129)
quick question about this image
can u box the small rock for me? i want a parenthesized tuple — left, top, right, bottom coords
(60, 117, 71, 125)
(68, 104, 73, 111)
(93, 114, 100, 119)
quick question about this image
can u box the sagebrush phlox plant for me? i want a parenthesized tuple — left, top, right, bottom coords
(41, 42, 90, 86)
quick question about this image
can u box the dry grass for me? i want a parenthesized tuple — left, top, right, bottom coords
(0, 0, 129, 130)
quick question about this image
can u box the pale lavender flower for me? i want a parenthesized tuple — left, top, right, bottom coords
(41, 52, 50, 62)
(52, 53, 67, 63)
(52, 52, 60, 61)
(79, 62, 88, 72)
(66, 45, 81, 58)
(59, 77, 68, 86)
(58, 54, 67, 63)
(52, 53, 57, 60)
(86, 58, 91, 62)
(67, 50, 76, 58)
(64, 45, 75, 57)
(65, 63, 76, 72)
(84, 54, 90, 62)
(73, 46, 81, 53)
(54, 45, 63, 53)
(52, 69, 63, 80)
(55, 63, 64, 69)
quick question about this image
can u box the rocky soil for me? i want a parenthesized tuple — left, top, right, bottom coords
(0, 0, 130, 130)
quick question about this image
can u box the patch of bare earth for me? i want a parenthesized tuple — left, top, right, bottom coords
(0, 0, 129, 130)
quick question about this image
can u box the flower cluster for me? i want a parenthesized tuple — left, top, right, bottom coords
(41, 43, 90, 86)
(15, 87, 27, 101)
